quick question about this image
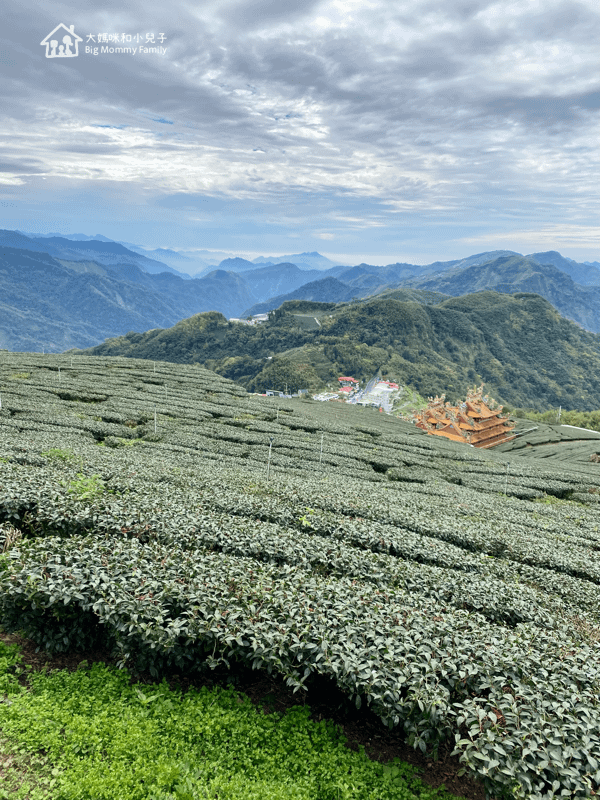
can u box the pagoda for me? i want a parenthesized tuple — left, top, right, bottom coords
(410, 385, 515, 448)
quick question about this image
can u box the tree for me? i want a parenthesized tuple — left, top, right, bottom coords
(249, 358, 324, 394)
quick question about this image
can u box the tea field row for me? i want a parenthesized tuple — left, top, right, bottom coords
(1, 354, 600, 799)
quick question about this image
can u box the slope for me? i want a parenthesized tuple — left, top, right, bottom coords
(81, 291, 600, 411)
(2, 353, 600, 800)
(243, 277, 357, 315)
(527, 251, 600, 286)
(0, 247, 184, 351)
(0, 248, 257, 351)
(410, 254, 600, 333)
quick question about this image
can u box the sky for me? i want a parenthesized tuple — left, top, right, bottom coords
(1, 0, 599, 265)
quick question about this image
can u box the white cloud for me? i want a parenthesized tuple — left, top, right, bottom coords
(1, 0, 598, 257)
(458, 225, 600, 249)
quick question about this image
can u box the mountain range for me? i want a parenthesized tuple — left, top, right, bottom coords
(82, 291, 600, 412)
(241, 251, 600, 333)
(2, 227, 600, 355)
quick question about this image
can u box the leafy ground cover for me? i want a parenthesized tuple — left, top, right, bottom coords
(1, 354, 600, 798)
(0, 637, 468, 800)
(509, 408, 600, 434)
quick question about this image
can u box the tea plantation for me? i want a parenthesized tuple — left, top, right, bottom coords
(1, 354, 600, 799)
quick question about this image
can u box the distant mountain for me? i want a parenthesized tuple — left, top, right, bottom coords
(81, 291, 600, 412)
(0, 246, 183, 351)
(145, 248, 192, 263)
(405, 254, 600, 333)
(239, 263, 323, 303)
(27, 235, 182, 278)
(240, 258, 505, 316)
(191, 270, 257, 315)
(4, 225, 600, 362)
(334, 262, 430, 289)
(0, 230, 182, 278)
(424, 250, 521, 275)
(119, 242, 191, 262)
(0, 229, 57, 252)
(243, 277, 356, 316)
(0, 244, 256, 351)
(18, 231, 114, 242)
(218, 257, 264, 273)
(526, 251, 600, 287)
(251, 252, 343, 270)
(117, 244, 193, 276)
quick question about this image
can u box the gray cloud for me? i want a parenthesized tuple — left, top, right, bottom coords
(484, 92, 599, 126)
(0, 0, 598, 259)
(217, 0, 324, 28)
(0, 159, 45, 173)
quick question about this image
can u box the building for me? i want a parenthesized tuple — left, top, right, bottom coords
(410, 385, 515, 448)
(338, 376, 359, 388)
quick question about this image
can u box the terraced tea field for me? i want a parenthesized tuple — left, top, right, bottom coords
(1, 353, 600, 799)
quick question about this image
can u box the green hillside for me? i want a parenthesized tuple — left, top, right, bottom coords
(2, 353, 600, 800)
(83, 291, 600, 411)
(410, 254, 600, 333)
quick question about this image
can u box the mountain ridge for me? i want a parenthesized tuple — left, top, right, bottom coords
(80, 291, 600, 412)
(2, 226, 600, 355)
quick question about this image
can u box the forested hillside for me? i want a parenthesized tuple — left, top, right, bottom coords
(410, 254, 600, 332)
(82, 292, 600, 411)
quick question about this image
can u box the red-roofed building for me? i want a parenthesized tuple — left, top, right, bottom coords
(338, 376, 358, 388)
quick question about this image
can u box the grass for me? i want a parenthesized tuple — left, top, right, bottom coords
(65, 474, 106, 501)
(41, 449, 76, 462)
(0, 639, 468, 800)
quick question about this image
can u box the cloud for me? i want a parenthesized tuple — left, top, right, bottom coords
(217, 0, 325, 29)
(0, 159, 45, 173)
(0, 0, 598, 259)
(458, 225, 600, 250)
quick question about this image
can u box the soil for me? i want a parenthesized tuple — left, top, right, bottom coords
(0, 631, 490, 800)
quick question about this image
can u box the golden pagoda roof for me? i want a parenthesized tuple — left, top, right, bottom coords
(409, 384, 515, 448)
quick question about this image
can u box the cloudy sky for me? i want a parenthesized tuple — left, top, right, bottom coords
(1, 0, 599, 264)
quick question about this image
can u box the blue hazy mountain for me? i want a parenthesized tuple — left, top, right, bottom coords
(2, 227, 600, 349)
(0, 240, 255, 351)
(217, 257, 264, 273)
(526, 251, 600, 286)
(26, 235, 182, 278)
(13, 231, 191, 279)
(242, 252, 600, 333)
(243, 277, 357, 315)
(251, 252, 344, 270)
(406, 254, 600, 332)
(18, 231, 114, 242)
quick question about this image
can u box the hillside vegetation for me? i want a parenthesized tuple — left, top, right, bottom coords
(83, 291, 600, 411)
(2, 354, 600, 799)
(243, 252, 600, 334)
(4, 228, 600, 353)
(409, 254, 600, 333)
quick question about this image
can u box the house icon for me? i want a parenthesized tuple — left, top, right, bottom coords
(40, 24, 82, 58)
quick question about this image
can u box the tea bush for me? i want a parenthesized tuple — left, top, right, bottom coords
(2, 354, 600, 798)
